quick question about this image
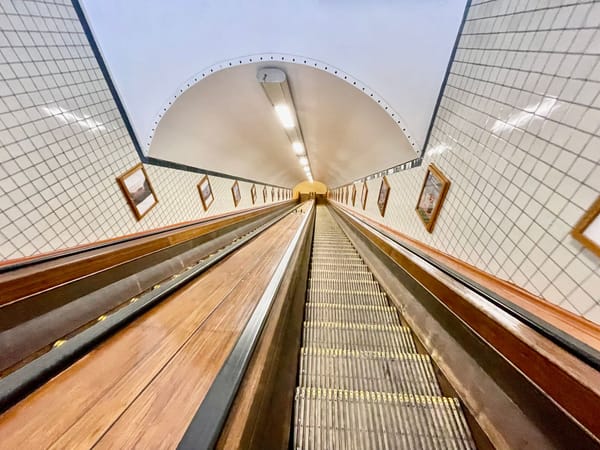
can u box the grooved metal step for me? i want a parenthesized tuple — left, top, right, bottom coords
(294, 388, 475, 450)
(310, 257, 364, 263)
(303, 322, 417, 353)
(309, 271, 373, 282)
(307, 290, 390, 307)
(308, 279, 381, 292)
(310, 263, 371, 272)
(293, 205, 475, 449)
(305, 304, 399, 324)
(299, 347, 441, 396)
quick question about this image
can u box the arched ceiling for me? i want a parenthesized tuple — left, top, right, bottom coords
(80, 0, 466, 186)
(148, 61, 416, 187)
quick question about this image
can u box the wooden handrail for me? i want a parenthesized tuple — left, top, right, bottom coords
(0, 201, 295, 308)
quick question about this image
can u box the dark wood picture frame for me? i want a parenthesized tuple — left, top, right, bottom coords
(361, 182, 368, 210)
(352, 184, 357, 206)
(197, 175, 214, 212)
(416, 163, 451, 233)
(251, 184, 257, 205)
(572, 195, 600, 258)
(377, 176, 391, 217)
(116, 163, 158, 221)
(231, 180, 241, 207)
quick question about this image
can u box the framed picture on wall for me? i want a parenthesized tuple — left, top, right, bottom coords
(116, 163, 158, 221)
(251, 184, 257, 205)
(572, 195, 600, 257)
(361, 182, 368, 210)
(377, 176, 391, 217)
(263, 186, 268, 203)
(197, 175, 214, 212)
(416, 164, 451, 233)
(271, 187, 275, 202)
(231, 180, 241, 207)
(352, 184, 357, 206)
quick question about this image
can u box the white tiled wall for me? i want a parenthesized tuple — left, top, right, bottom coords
(335, 0, 600, 324)
(0, 0, 284, 261)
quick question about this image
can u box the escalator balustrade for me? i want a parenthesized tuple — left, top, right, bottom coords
(293, 206, 475, 449)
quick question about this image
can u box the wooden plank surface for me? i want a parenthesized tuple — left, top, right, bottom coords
(0, 212, 303, 449)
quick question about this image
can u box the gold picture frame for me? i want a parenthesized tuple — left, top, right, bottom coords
(416, 164, 451, 233)
(251, 184, 257, 205)
(231, 180, 241, 207)
(197, 175, 214, 212)
(571, 195, 600, 258)
(116, 163, 158, 221)
(377, 176, 391, 217)
(361, 182, 368, 210)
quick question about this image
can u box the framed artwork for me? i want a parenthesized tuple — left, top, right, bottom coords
(263, 186, 268, 203)
(572, 195, 600, 258)
(271, 187, 275, 201)
(361, 182, 368, 210)
(377, 176, 391, 217)
(345, 186, 349, 204)
(251, 184, 257, 205)
(116, 163, 158, 221)
(231, 180, 241, 207)
(416, 164, 451, 233)
(197, 175, 214, 212)
(352, 184, 357, 206)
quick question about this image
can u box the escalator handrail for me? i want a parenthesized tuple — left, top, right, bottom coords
(0, 204, 300, 413)
(177, 201, 314, 450)
(332, 205, 600, 371)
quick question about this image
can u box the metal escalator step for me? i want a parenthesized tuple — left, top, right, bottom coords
(302, 322, 417, 353)
(312, 248, 358, 253)
(299, 347, 441, 396)
(293, 388, 475, 450)
(307, 290, 389, 307)
(312, 249, 358, 254)
(310, 263, 370, 272)
(308, 279, 381, 293)
(304, 303, 399, 324)
(309, 270, 373, 282)
(310, 257, 364, 264)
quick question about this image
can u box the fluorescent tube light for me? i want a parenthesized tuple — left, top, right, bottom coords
(274, 104, 294, 129)
(292, 141, 304, 155)
(299, 156, 308, 166)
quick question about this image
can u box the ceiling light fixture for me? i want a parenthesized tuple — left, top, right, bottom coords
(292, 141, 304, 155)
(274, 104, 295, 129)
(258, 67, 314, 182)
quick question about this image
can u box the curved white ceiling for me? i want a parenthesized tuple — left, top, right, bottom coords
(81, 0, 466, 185)
(149, 61, 416, 187)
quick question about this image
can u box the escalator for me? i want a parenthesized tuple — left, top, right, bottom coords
(292, 206, 476, 449)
